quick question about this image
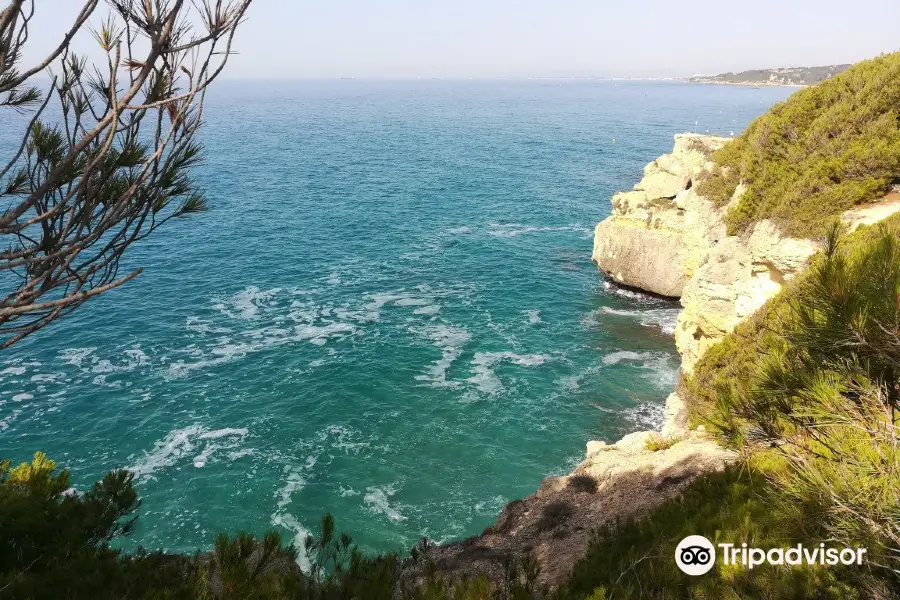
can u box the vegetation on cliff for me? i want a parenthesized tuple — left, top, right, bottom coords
(0, 452, 553, 599)
(682, 215, 900, 594)
(697, 53, 900, 237)
(689, 64, 849, 86)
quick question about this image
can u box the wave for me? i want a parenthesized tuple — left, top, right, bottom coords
(364, 484, 407, 522)
(214, 286, 282, 320)
(487, 223, 590, 238)
(467, 352, 550, 394)
(58, 347, 96, 367)
(413, 304, 441, 316)
(601, 350, 678, 391)
(323, 424, 375, 455)
(524, 309, 542, 324)
(271, 511, 311, 572)
(622, 402, 667, 430)
(30, 373, 61, 384)
(412, 324, 471, 388)
(602, 280, 659, 302)
(596, 306, 680, 336)
(446, 226, 473, 235)
(128, 425, 250, 480)
(166, 323, 357, 378)
(602, 350, 655, 366)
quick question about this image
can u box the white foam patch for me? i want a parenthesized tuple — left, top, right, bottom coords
(91, 348, 151, 375)
(128, 426, 250, 480)
(227, 448, 254, 461)
(1, 367, 26, 376)
(596, 306, 680, 336)
(364, 484, 407, 522)
(59, 347, 96, 367)
(199, 427, 249, 440)
(602, 280, 659, 302)
(413, 304, 441, 316)
(324, 424, 373, 455)
(214, 286, 281, 320)
(601, 351, 679, 390)
(412, 324, 471, 388)
(395, 297, 431, 307)
(359, 291, 439, 322)
(167, 323, 356, 378)
(446, 226, 473, 235)
(270, 509, 312, 573)
(276, 468, 306, 510)
(30, 373, 60, 383)
(487, 223, 590, 238)
(11, 393, 33, 402)
(525, 310, 542, 324)
(467, 352, 550, 394)
(623, 402, 667, 430)
(555, 364, 601, 393)
(602, 350, 653, 366)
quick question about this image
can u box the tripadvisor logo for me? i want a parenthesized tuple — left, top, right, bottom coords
(675, 535, 868, 576)
(675, 535, 716, 575)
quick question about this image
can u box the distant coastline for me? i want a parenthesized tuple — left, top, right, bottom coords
(686, 79, 806, 88)
(688, 64, 850, 87)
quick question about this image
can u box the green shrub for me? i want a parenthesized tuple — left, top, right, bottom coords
(678, 216, 900, 596)
(685, 214, 900, 430)
(725, 223, 900, 571)
(697, 53, 900, 237)
(644, 433, 683, 452)
(567, 474, 599, 494)
(537, 502, 575, 532)
(0, 452, 544, 599)
(557, 466, 875, 600)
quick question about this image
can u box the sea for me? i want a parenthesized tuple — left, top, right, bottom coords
(0, 80, 793, 557)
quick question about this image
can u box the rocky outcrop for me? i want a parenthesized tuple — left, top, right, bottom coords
(594, 138, 900, 375)
(412, 395, 733, 587)
(593, 134, 823, 373)
(419, 139, 899, 590)
(591, 134, 730, 297)
(675, 219, 818, 372)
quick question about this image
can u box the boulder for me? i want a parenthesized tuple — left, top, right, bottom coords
(592, 220, 689, 297)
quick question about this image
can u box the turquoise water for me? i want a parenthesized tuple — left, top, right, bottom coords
(0, 81, 793, 556)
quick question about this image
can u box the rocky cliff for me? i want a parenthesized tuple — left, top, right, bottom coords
(591, 134, 730, 298)
(594, 134, 900, 373)
(419, 135, 900, 588)
(594, 134, 821, 373)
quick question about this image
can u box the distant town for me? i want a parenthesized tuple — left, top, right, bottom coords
(689, 64, 850, 86)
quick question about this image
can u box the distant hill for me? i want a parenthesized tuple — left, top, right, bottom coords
(689, 64, 850, 87)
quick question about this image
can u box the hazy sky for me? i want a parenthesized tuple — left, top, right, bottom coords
(24, 1, 900, 79)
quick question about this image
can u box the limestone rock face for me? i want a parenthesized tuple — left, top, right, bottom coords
(591, 133, 730, 297)
(592, 221, 688, 297)
(593, 134, 820, 372)
(675, 221, 818, 372)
